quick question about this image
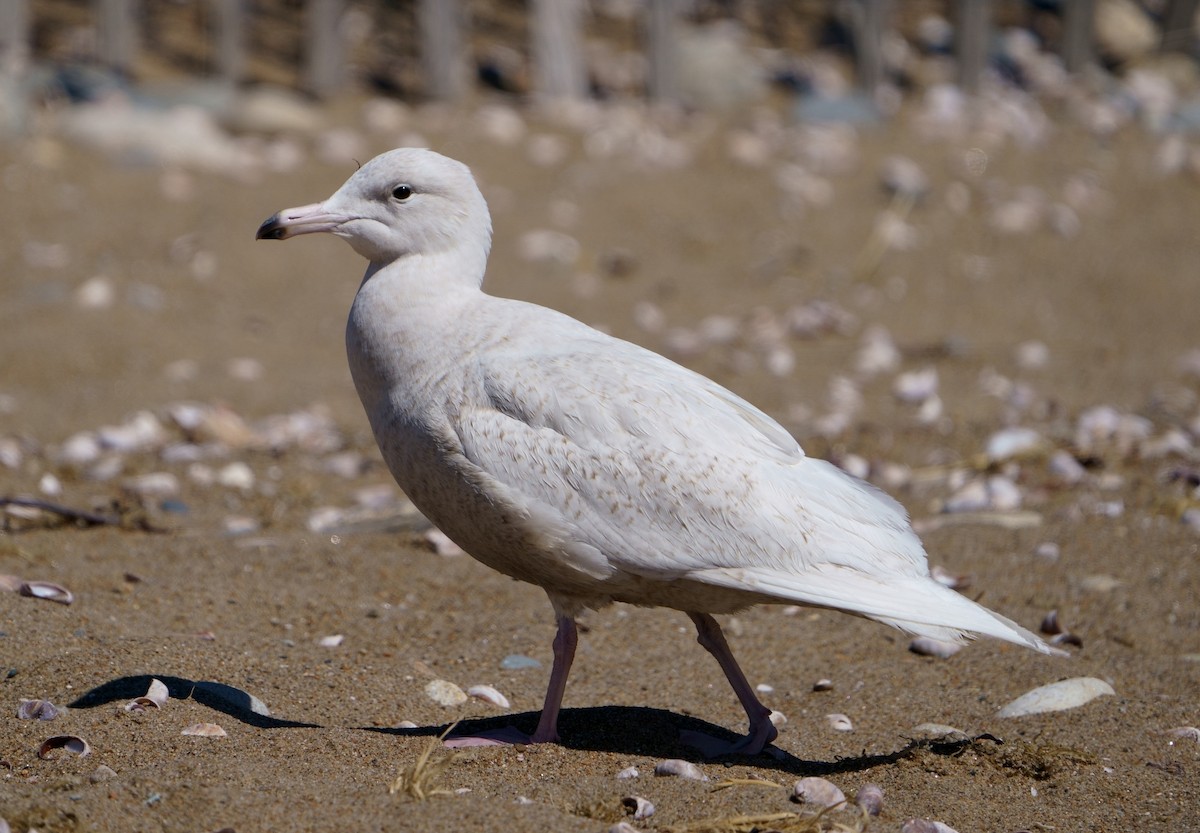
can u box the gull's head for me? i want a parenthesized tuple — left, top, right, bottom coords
(256, 148, 492, 269)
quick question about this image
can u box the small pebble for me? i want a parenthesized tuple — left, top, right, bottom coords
(317, 634, 345, 648)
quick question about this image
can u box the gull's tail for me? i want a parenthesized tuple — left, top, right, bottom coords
(694, 565, 1064, 656)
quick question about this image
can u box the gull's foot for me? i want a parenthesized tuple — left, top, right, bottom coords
(679, 721, 781, 759)
(443, 726, 556, 748)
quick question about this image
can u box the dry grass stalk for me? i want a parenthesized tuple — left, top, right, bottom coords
(388, 723, 461, 801)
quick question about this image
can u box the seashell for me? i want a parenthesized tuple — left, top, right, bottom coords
(812, 678, 834, 692)
(911, 723, 970, 742)
(181, 722, 227, 737)
(1163, 727, 1200, 743)
(192, 681, 270, 716)
(19, 581, 74, 605)
(893, 367, 939, 404)
(216, 462, 255, 490)
(902, 820, 959, 833)
(768, 710, 788, 728)
(18, 699, 61, 721)
(1047, 450, 1087, 485)
(467, 684, 510, 709)
(1034, 541, 1061, 561)
(122, 472, 181, 498)
(38, 735, 91, 759)
(622, 795, 655, 820)
(500, 654, 541, 670)
(653, 759, 708, 781)
(125, 678, 170, 712)
(425, 679, 468, 707)
(395, 720, 418, 729)
(825, 713, 854, 732)
(996, 677, 1115, 718)
(317, 634, 345, 648)
(985, 427, 1043, 461)
(222, 515, 261, 536)
(855, 783, 885, 816)
(90, 764, 119, 782)
(792, 776, 846, 808)
(909, 637, 963, 659)
(616, 766, 639, 779)
(608, 823, 641, 833)
(1014, 340, 1049, 369)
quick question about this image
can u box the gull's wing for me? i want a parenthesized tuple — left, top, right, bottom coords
(450, 309, 926, 583)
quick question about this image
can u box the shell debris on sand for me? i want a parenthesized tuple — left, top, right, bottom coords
(425, 679, 468, 707)
(466, 684, 510, 709)
(125, 678, 170, 712)
(996, 677, 1116, 717)
(181, 722, 227, 737)
(653, 759, 708, 781)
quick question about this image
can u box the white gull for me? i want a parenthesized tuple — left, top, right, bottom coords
(257, 148, 1057, 756)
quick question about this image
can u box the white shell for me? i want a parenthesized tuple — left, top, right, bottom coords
(466, 684, 510, 709)
(825, 713, 854, 732)
(855, 783, 885, 816)
(909, 637, 963, 659)
(615, 766, 640, 779)
(621, 795, 655, 819)
(653, 759, 708, 781)
(425, 679, 468, 707)
(181, 722, 227, 737)
(792, 776, 846, 808)
(317, 634, 345, 648)
(996, 677, 1116, 718)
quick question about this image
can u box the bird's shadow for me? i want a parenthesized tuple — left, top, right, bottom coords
(70, 676, 948, 775)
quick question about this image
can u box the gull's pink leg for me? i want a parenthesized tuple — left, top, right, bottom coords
(445, 614, 577, 748)
(680, 611, 779, 757)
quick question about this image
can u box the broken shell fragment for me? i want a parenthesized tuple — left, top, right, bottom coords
(608, 823, 641, 833)
(792, 776, 846, 808)
(653, 759, 708, 781)
(38, 735, 91, 759)
(466, 684, 510, 709)
(19, 581, 74, 605)
(615, 766, 640, 779)
(17, 699, 61, 721)
(622, 795, 656, 820)
(909, 637, 963, 658)
(996, 677, 1115, 718)
(126, 678, 170, 711)
(812, 678, 834, 692)
(855, 783, 885, 816)
(825, 713, 854, 732)
(911, 723, 970, 742)
(181, 722, 227, 737)
(425, 679, 468, 707)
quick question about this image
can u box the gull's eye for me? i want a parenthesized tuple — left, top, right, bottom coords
(392, 184, 414, 201)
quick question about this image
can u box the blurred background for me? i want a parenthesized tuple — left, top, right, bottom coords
(1, 0, 1199, 529)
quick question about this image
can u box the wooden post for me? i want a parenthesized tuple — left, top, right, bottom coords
(531, 0, 588, 102)
(1161, 0, 1200, 52)
(842, 0, 887, 92)
(213, 0, 246, 85)
(97, 0, 139, 77)
(0, 0, 31, 136)
(306, 0, 344, 99)
(956, 0, 990, 93)
(1061, 0, 1095, 73)
(645, 0, 679, 104)
(418, 0, 467, 101)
